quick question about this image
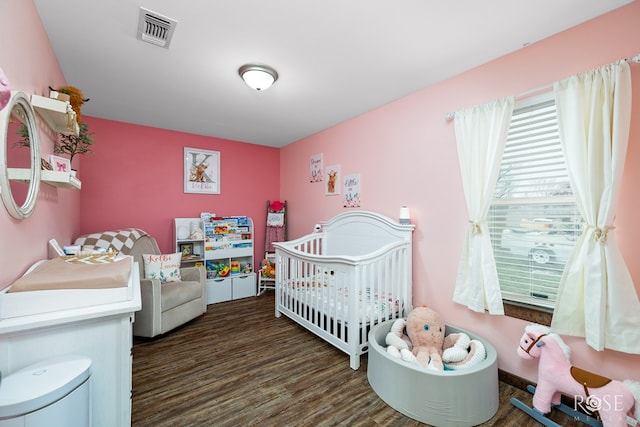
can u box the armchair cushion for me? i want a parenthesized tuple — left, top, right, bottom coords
(161, 275, 203, 311)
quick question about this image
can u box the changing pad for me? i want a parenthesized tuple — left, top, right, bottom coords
(8, 256, 131, 292)
(0, 256, 136, 320)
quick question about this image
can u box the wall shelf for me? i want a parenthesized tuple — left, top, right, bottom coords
(7, 168, 81, 189)
(41, 170, 81, 189)
(30, 94, 79, 135)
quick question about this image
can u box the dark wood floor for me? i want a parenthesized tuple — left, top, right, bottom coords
(132, 293, 581, 426)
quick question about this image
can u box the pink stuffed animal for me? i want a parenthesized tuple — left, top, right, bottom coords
(0, 68, 10, 111)
(385, 306, 444, 369)
(386, 306, 487, 370)
(406, 306, 446, 370)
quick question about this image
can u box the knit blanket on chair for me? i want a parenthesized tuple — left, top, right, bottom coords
(74, 228, 149, 255)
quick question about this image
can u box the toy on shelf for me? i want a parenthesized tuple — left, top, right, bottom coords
(217, 264, 230, 277)
(206, 260, 231, 278)
(230, 260, 240, 274)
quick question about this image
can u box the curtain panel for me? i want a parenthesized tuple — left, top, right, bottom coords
(453, 97, 514, 315)
(552, 60, 640, 354)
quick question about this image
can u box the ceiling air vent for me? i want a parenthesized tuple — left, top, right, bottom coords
(137, 7, 177, 49)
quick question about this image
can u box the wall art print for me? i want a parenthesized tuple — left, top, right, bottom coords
(309, 153, 323, 183)
(343, 173, 361, 208)
(184, 147, 220, 194)
(325, 164, 340, 196)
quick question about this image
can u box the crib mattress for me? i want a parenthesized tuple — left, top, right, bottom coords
(282, 282, 402, 323)
(367, 320, 499, 426)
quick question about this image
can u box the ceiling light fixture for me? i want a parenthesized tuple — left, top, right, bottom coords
(239, 64, 278, 91)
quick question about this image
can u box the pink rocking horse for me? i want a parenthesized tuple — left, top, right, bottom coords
(513, 324, 640, 427)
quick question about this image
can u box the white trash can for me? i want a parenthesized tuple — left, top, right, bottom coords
(0, 355, 91, 427)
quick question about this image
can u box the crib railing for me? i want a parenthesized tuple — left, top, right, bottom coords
(274, 235, 412, 370)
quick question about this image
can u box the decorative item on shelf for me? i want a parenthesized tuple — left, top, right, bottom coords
(179, 243, 193, 258)
(13, 111, 94, 172)
(189, 222, 203, 239)
(48, 85, 89, 124)
(41, 158, 52, 170)
(46, 90, 75, 130)
(49, 155, 71, 173)
(54, 121, 94, 169)
(49, 90, 70, 102)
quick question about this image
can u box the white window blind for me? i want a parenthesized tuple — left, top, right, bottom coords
(488, 92, 582, 309)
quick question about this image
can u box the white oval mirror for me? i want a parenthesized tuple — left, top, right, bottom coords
(0, 91, 40, 219)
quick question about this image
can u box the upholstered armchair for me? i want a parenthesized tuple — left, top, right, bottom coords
(74, 229, 207, 338)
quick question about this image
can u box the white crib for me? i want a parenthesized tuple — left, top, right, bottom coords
(273, 211, 414, 370)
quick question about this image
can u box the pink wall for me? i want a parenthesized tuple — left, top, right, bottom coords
(78, 117, 280, 256)
(0, 0, 80, 289)
(280, 2, 640, 382)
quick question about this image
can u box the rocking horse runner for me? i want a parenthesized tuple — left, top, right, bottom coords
(511, 324, 640, 427)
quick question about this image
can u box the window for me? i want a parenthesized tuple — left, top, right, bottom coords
(487, 91, 582, 310)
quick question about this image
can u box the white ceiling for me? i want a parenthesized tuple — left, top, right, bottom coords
(33, 0, 634, 148)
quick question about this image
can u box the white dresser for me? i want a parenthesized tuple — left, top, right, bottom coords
(0, 259, 141, 427)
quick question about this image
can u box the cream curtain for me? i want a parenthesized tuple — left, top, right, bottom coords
(552, 60, 640, 353)
(453, 97, 514, 314)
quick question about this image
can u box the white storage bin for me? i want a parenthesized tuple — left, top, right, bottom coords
(0, 355, 91, 427)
